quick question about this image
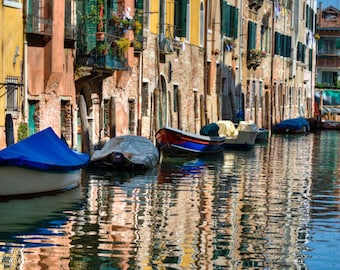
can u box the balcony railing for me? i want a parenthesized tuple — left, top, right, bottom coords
(77, 53, 129, 71)
(247, 49, 266, 69)
(248, 0, 264, 10)
(26, 15, 52, 36)
(65, 24, 77, 40)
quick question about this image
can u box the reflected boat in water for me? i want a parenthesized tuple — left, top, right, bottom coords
(0, 132, 339, 269)
(0, 187, 84, 236)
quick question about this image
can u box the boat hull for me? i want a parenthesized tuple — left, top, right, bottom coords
(155, 127, 225, 156)
(320, 120, 340, 130)
(256, 128, 269, 142)
(223, 131, 258, 148)
(0, 166, 82, 197)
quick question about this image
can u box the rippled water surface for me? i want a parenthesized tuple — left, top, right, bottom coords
(1, 131, 340, 269)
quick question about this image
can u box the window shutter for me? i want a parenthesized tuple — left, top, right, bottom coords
(286, 36, 291, 57)
(275, 32, 281, 55)
(221, 2, 231, 37)
(136, 0, 143, 10)
(248, 22, 257, 49)
(175, 0, 187, 37)
(233, 7, 239, 39)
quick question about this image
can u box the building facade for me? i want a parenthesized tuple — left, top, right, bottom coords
(315, 4, 340, 121)
(0, 0, 318, 149)
(0, 0, 24, 149)
(26, 0, 78, 148)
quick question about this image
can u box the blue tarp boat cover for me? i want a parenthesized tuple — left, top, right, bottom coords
(0, 127, 89, 171)
(274, 117, 310, 130)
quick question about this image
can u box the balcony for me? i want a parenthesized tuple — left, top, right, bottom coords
(65, 23, 76, 41)
(247, 49, 266, 70)
(26, 15, 52, 36)
(77, 53, 128, 71)
(248, 0, 264, 10)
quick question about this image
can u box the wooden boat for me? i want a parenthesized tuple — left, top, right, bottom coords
(320, 120, 340, 130)
(155, 126, 225, 156)
(256, 128, 270, 142)
(90, 135, 159, 169)
(216, 120, 258, 148)
(273, 117, 310, 134)
(0, 127, 90, 197)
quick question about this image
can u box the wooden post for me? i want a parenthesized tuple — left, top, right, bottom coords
(79, 95, 90, 154)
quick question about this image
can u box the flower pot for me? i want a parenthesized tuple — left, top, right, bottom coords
(96, 32, 105, 41)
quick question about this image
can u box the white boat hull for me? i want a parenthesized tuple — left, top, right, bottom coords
(0, 166, 82, 196)
(224, 131, 258, 148)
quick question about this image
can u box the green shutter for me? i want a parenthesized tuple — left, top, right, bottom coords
(309, 49, 313, 71)
(233, 7, 239, 39)
(336, 39, 340, 49)
(281, 34, 286, 57)
(248, 21, 253, 50)
(302, 44, 306, 63)
(229, 5, 234, 38)
(286, 36, 291, 57)
(297, 42, 301, 61)
(223, 3, 231, 36)
(275, 32, 281, 55)
(136, 0, 143, 10)
(175, 0, 187, 37)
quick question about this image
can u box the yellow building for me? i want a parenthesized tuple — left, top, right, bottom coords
(0, 1, 24, 148)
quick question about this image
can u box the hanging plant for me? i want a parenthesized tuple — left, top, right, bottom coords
(17, 122, 28, 141)
(115, 37, 131, 56)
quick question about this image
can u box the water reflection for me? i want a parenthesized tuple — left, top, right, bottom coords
(0, 132, 339, 269)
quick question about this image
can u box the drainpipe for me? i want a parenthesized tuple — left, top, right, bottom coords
(270, 2, 275, 130)
(203, 0, 208, 126)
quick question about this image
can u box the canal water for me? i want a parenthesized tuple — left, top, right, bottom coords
(0, 131, 339, 269)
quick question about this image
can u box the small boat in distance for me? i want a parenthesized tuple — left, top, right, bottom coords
(273, 117, 310, 134)
(155, 126, 225, 156)
(0, 127, 90, 197)
(90, 135, 159, 170)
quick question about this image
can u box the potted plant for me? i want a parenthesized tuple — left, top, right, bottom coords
(97, 42, 109, 55)
(84, 0, 105, 41)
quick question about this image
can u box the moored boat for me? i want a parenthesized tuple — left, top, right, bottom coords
(216, 120, 258, 148)
(155, 126, 225, 156)
(273, 117, 310, 134)
(256, 128, 270, 142)
(320, 120, 340, 130)
(90, 135, 159, 170)
(0, 127, 90, 197)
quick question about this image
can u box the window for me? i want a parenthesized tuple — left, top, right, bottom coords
(3, 0, 22, 9)
(142, 0, 149, 30)
(275, 32, 291, 57)
(128, 98, 136, 134)
(199, 2, 204, 46)
(248, 21, 257, 50)
(175, 0, 187, 38)
(5, 76, 19, 112)
(322, 72, 337, 85)
(142, 82, 149, 117)
(186, 0, 190, 41)
(222, 3, 239, 39)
